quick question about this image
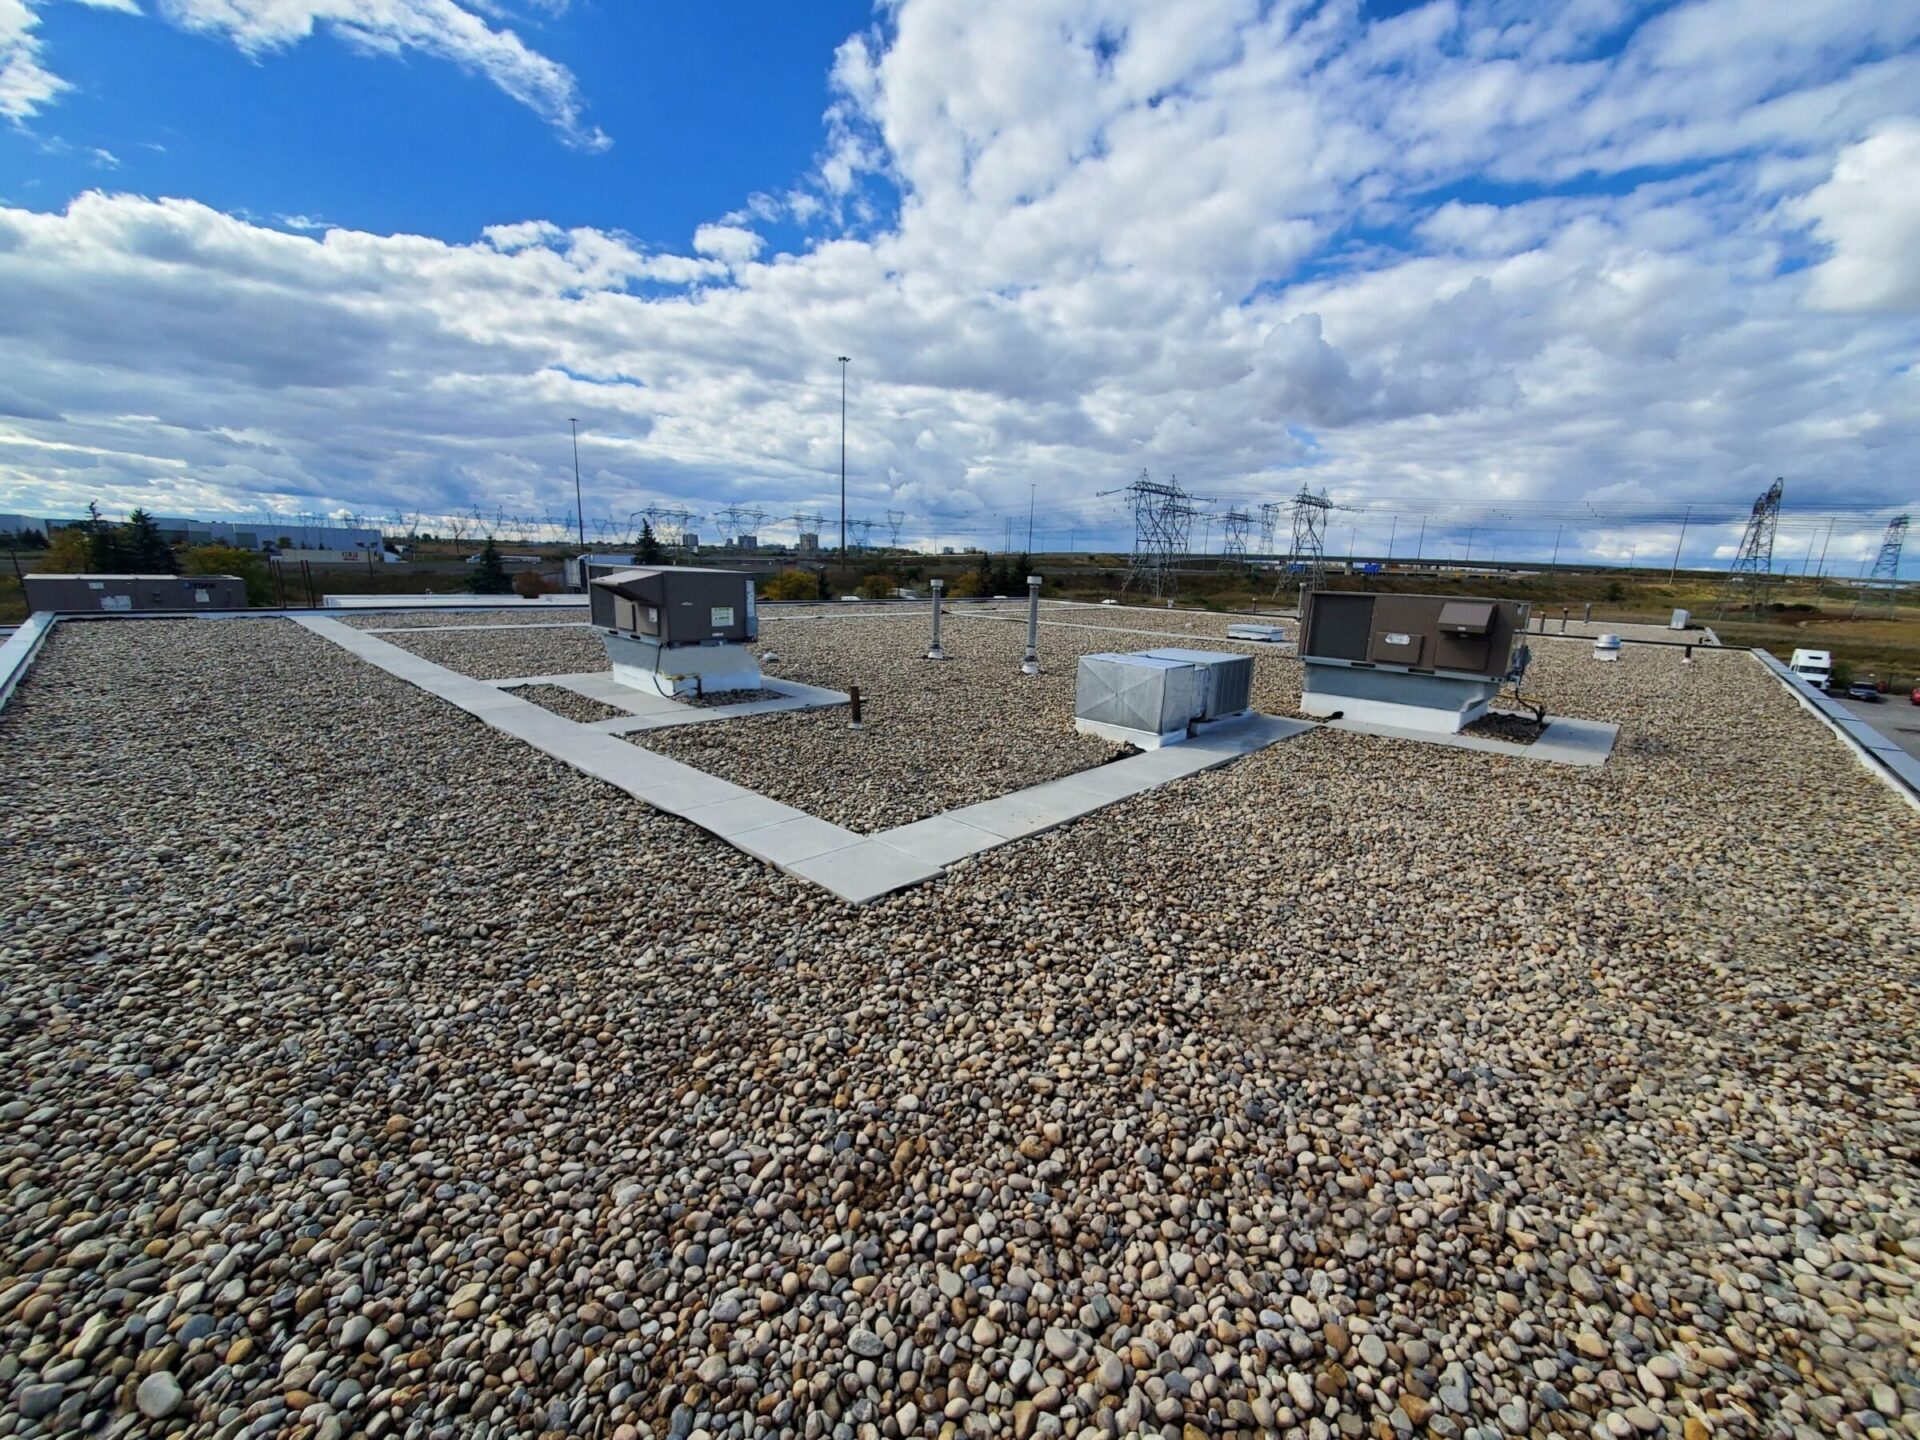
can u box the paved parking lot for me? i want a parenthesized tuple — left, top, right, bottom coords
(1836, 690, 1920, 761)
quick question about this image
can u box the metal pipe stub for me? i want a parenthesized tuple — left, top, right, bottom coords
(927, 578, 946, 660)
(1022, 576, 1041, 675)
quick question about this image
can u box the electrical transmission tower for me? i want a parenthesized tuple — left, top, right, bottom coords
(1258, 502, 1283, 558)
(1220, 508, 1252, 565)
(1274, 485, 1333, 600)
(783, 510, 825, 552)
(641, 505, 697, 547)
(1099, 471, 1202, 597)
(1712, 478, 1785, 619)
(710, 504, 770, 548)
(884, 509, 906, 548)
(848, 518, 876, 550)
(1852, 513, 1910, 617)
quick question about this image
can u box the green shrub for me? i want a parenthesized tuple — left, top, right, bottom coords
(183, 545, 269, 605)
(760, 569, 818, 602)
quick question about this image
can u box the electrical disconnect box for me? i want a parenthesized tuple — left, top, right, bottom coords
(591, 567, 760, 699)
(1074, 648, 1254, 748)
(1298, 591, 1528, 733)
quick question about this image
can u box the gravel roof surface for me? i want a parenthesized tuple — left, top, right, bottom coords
(338, 610, 587, 631)
(507, 683, 629, 724)
(382, 624, 610, 680)
(3, 617, 1918, 1440)
(638, 616, 1135, 832)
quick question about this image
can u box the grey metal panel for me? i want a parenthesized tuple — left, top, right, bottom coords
(23, 574, 246, 611)
(1303, 662, 1500, 714)
(1076, 653, 1203, 734)
(1138, 648, 1254, 719)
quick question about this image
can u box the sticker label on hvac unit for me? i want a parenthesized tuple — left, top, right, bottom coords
(1385, 632, 1411, 645)
(711, 606, 734, 627)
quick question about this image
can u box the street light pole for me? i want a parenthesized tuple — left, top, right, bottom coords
(837, 356, 851, 562)
(570, 418, 584, 548)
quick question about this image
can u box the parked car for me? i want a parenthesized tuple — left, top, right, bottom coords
(1847, 679, 1881, 702)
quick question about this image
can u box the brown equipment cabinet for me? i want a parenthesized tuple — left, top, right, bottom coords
(1298, 590, 1529, 734)
(1304, 591, 1526, 680)
(589, 567, 756, 646)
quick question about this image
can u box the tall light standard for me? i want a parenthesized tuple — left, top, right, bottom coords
(569, 418, 584, 548)
(837, 356, 851, 561)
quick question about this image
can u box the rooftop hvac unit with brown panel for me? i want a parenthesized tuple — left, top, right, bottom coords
(1298, 591, 1528, 733)
(590, 567, 761, 699)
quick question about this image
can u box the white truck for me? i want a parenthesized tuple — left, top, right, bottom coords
(1789, 648, 1833, 692)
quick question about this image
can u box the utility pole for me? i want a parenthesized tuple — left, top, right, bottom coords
(570, 419, 584, 548)
(1668, 504, 1691, 582)
(1815, 517, 1835, 578)
(1027, 483, 1035, 555)
(837, 356, 850, 562)
(1464, 526, 1475, 564)
(1414, 518, 1426, 564)
(1549, 524, 1562, 571)
(1386, 515, 1397, 563)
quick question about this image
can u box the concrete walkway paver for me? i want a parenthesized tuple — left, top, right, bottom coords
(296, 616, 1315, 902)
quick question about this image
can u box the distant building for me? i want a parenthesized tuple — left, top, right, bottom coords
(26, 573, 247, 611)
(269, 547, 389, 565)
(736, 533, 759, 552)
(4, 513, 382, 554)
(798, 532, 820, 554)
(680, 532, 699, 550)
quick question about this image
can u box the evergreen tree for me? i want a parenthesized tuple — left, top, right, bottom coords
(636, 519, 663, 564)
(84, 503, 132, 571)
(122, 509, 178, 573)
(470, 537, 511, 594)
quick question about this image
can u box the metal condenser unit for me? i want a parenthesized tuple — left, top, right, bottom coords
(1139, 648, 1253, 720)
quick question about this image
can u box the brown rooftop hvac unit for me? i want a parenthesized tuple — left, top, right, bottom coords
(590, 567, 761, 699)
(1299, 591, 1528, 733)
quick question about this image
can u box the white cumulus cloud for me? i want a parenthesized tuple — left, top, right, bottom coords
(1795, 119, 1920, 313)
(0, 0, 1917, 557)
(5, 0, 604, 146)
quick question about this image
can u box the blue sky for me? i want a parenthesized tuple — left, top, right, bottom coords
(3, 1, 871, 245)
(0, 0, 1916, 566)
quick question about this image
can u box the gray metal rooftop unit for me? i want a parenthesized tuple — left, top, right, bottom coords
(1139, 648, 1253, 720)
(1074, 646, 1255, 748)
